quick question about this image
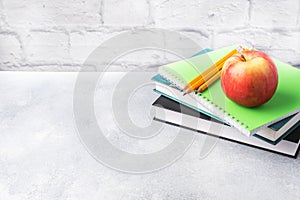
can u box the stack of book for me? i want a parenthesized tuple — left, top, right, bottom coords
(151, 45, 300, 158)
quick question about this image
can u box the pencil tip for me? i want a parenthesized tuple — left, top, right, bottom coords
(183, 92, 186, 96)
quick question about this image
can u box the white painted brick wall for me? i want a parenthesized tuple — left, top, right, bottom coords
(104, 0, 149, 25)
(152, 0, 249, 30)
(2, 0, 102, 27)
(24, 31, 69, 63)
(251, 0, 299, 28)
(0, 33, 22, 66)
(69, 29, 123, 63)
(0, 0, 299, 71)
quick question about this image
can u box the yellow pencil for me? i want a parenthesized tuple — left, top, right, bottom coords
(183, 48, 238, 95)
(196, 71, 221, 93)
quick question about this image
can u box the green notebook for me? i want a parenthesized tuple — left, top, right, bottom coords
(158, 44, 300, 136)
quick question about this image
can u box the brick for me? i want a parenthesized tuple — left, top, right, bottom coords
(24, 31, 69, 63)
(251, 0, 299, 28)
(160, 30, 212, 64)
(115, 30, 168, 67)
(0, 10, 5, 28)
(112, 49, 166, 70)
(269, 32, 300, 52)
(70, 31, 123, 64)
(71, 29, 170, 69)
(103, 0, 149, 25)
(0, 19, 5, 29)
(214, 29, 300, 65)
(1, 0, 101, 28)
(216, 30, 300, 52)
(214, 29, 271, 50)
(266, 49, 300, 65)
(0, 33, 22, 65)
(178, 30, 212, 50)
(214, 31, 243, 48)
(152, 0, 249, 29)
(111, 30, 211, 68)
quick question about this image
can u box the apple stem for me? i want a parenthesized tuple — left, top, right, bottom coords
(241, 54, 246, 62)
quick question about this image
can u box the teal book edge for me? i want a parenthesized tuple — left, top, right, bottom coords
(253, 121, 300, 145)
(267, 114, 296, 131)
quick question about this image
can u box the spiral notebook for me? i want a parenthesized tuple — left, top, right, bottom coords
(158, 44, 300, 136)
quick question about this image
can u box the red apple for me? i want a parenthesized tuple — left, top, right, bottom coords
(221, 50, 278, 107)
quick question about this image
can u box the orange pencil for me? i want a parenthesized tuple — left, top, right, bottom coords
(183, 48, 238, 95)
(197, 71, 221, 93)
(183, 60, 225, 95)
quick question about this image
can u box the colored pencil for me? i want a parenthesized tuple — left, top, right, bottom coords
(183, 48, 238, 95)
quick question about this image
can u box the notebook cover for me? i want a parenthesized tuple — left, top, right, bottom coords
(253, 121, 300, 145)
(267, 114, 296, 131)
(158, 44, 300, 135)
(151, 48, 213, 90)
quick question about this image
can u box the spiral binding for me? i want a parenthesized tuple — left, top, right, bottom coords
(194, 90, 251, 135)
(159, 68, 186, 90)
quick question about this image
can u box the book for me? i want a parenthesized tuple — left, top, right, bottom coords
(158, 44, 300, 136)
(253, 113, 299, 144)
(152, 95, 300, 158)
(152, 76, 300, 145)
